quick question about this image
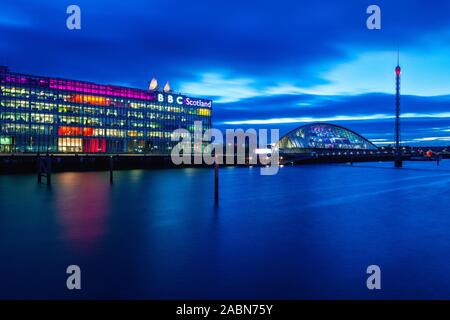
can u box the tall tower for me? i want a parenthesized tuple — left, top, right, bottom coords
(394, 52, 402, 167)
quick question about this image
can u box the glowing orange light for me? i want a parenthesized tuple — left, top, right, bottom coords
(59, 126, 95, 137)
(67, 94, 111, 106)
(58, 126, 82, 136)
(83, 128, 94, 136)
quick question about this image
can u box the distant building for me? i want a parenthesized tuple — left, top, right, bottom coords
(277, 123, 377, 153)
(0, 66, 212, 154)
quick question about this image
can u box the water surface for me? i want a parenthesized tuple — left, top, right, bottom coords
(1, 161, 450, 299)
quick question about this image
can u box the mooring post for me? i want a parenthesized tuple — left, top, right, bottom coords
(46, 153, 51, 186)
(109, 155, 114, 184)
(214, 161, 219, 205)
(37, 152, 41, 184)
(437, 156, 440, 166)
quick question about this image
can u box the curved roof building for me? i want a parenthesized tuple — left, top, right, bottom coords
(278, 123, 377, 152)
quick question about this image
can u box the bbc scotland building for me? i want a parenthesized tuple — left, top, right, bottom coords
(0, 66, 212, 154)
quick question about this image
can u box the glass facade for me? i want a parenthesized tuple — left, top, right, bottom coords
(0, 66, 211, 154)
(278, 123, 377, 151)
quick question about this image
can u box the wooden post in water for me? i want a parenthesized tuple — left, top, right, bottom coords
(46, 154, 51, 186)
(109, 155, 114, 184)
(37, 153, 41, 184)
(214, 161, 219, 205)
(37, 153, 51, 185)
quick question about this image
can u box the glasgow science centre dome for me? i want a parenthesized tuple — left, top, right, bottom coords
(277, 123, 377, 152)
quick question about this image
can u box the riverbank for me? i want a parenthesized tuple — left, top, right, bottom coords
(0, 152, 447, 174)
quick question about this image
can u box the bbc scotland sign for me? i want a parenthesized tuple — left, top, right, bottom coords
(157, 93, 212, 108)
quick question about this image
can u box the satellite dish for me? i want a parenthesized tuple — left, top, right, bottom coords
(163, 81, 170, 93)
(148, 77, 158, 91)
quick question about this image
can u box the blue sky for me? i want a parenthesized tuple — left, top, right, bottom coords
(1, 0, 450, 145)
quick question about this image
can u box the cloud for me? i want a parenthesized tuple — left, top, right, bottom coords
(212, 93, 450, 146)
(223, 114, 391, 125)
(308, 33, 450, 97)
(0, 3, 32, 28)
(1, 0, 450, 146)
(178, 73, 260, 103)
(413, 136, 450, 142)
(222, 112, 450, 125)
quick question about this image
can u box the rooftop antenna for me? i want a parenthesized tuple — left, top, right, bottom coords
(397, 47, 399, 66)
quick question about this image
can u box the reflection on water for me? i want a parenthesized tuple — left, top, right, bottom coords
(1, 162, 450, 299)
(54, 172, 110, 253)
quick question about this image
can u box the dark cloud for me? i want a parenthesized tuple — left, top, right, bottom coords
(213, 93, 450, 145)
(3, 0, 450, 83)
(1, 0, 450, 145)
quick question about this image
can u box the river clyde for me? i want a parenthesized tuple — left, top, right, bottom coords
(1, 161, 450, 299)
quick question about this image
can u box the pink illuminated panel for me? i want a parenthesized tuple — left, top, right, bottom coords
(0, 75, 156, 101)
(83, 139, 106, 153)
(49, 79, 156, 100)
